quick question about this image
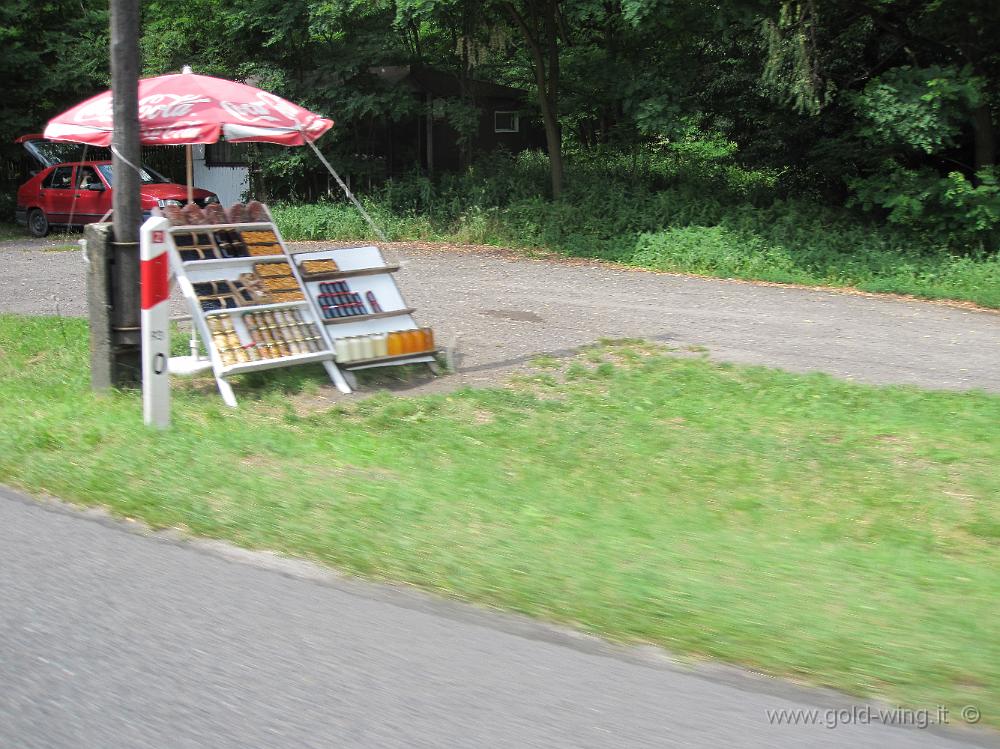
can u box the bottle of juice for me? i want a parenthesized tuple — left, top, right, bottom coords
(387, 331, 403, 356)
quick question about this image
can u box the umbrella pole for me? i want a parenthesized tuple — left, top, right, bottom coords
(186, 144, 194, 205)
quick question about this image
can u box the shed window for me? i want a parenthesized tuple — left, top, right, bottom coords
(494, 111, 519, 133)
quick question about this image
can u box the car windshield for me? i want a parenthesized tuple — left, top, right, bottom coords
(96, 164, 171, 185)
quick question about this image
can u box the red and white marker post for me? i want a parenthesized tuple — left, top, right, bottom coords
(140, 216, 171, 428)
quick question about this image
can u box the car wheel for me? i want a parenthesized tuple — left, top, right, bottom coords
(28, 208, 49, 238)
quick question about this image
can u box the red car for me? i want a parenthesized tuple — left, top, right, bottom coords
(15, 134, 217, 237)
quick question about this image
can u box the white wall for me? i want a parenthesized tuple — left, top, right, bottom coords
(191, 144, 250, 206)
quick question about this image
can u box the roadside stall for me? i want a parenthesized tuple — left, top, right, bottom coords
(43, 68, 440, 418)
(160, 200, 437, 406)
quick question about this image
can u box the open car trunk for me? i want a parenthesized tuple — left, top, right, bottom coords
(16, 134, 111, 171)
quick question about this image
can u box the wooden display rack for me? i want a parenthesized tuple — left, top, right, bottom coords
(168, 225, 439, 405)
(166, 221, 351, 407)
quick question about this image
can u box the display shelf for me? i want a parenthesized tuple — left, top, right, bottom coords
(337, 350, 440, 368)
(202, 299, 309, 316)
(298, 264, 401, 282)
(290, 246, 438, 379)
(219, 350, 334, 375)
(343, 355, 438, 374)
(321, 307, 416, 325)
(181, 254, 286, 269)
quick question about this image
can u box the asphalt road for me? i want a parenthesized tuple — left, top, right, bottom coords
(1, 237, 997, 393)
(2, 487, 995, 749)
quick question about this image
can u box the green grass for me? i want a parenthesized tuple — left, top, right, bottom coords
(0, 221, 80, 246)
(270, 149, 1000, 308)
(1, 314, 998, 722)
(0, 221, 25, 241)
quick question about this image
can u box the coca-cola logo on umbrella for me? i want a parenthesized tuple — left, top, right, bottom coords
(138, 94, 212, 121)
(71, 97, 113, 123)
(220, 92, 301, 124)
(143, 120, 216, 142)
(71, 94, 213, 123)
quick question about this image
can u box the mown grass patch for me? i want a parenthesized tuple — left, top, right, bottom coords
(1, 314, 998, 721)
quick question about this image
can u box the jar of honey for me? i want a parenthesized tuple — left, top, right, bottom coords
(404, 329, 421, 353)
(420, 327, 435, 352)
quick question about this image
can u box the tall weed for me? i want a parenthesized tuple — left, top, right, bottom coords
(271, 149, 1000, 308)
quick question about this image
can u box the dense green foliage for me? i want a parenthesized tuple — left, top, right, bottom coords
(2, 1, 998, 260)
(0, 0, 109, 141)
(273, 149, 1000, 307)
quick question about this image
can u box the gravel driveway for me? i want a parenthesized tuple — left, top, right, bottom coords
(2, 236, 997, 394)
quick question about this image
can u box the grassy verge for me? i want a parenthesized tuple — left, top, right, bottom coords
(1, 314, 998, 721)
(272, 201, 1000, 309)
(0, 221, 26, 241)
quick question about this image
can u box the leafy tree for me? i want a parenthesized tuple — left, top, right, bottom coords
(130, 0, 1000, 246)
(0, 0, 109, 143)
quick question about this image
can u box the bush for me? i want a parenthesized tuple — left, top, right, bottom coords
(270, 147, 1000, 309)
(850, 165, 1000, 251)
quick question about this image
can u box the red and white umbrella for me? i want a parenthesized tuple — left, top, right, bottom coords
(43, 66, 333, 205)
(42, 67, 384, 239)
(44, 68, 333, 146)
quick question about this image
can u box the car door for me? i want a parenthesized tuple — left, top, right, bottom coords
(40, 166, 75, 223)
(73, 166, 111, 223)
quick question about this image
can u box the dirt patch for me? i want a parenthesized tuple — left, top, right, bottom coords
(481, 309, 544, 323)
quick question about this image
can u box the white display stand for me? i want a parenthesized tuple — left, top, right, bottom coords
(167, 224, 439, 406)
(289, 246, 439, 389)
(166, 221, 351, 407)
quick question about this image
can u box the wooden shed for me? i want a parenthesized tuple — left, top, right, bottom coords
(369, 65, 545, 175)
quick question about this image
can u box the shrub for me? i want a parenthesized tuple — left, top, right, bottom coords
(850, 165, 1000, 251)
(269, 147, 1000, 308)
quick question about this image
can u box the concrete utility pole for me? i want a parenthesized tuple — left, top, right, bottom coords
(91, 0, 142, 388)
(111, 0, 141, 244)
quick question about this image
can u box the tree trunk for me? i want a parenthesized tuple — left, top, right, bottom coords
(540, 93, 563, 198)
(544, 0, 563, 198)
(972, 104, 996, 171)
(504, 0, 564, 199)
